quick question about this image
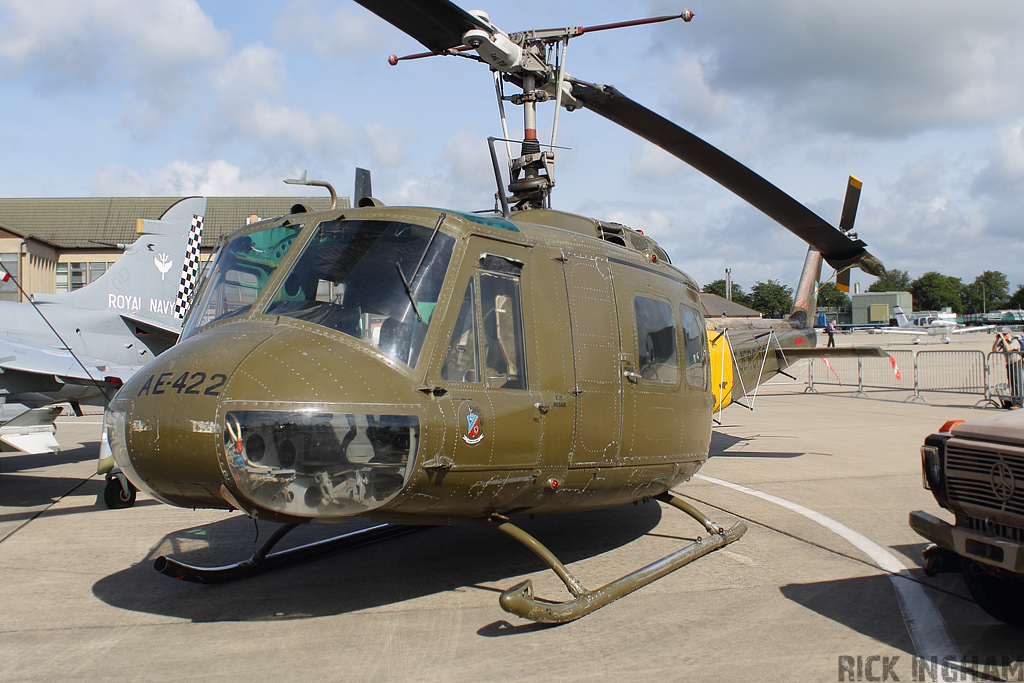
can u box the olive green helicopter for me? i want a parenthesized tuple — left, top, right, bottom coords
(103, 0, 886, 623)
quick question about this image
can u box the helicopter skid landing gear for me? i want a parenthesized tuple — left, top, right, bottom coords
(485, 491, 747, 623)
(153, 522, 419, 584)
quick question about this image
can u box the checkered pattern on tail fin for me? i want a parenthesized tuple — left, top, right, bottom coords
(173, 215, 204, 319)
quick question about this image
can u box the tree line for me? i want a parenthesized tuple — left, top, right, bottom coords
(864, 269, 1021, 315)
(702, 269, 1022, 318)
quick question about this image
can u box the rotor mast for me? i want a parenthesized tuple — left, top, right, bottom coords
(387, 7, 695, 211)
(480, 13, 693, 210)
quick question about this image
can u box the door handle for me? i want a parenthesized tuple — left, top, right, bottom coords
(622, 370, 641, 384)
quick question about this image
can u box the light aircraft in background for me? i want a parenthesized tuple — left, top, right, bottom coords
(869, 305, 993, 343)
(0, 197, 205, 469)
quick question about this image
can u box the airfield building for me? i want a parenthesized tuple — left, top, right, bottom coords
(851, 291, 913, 326)
(0, 196, 341, 302)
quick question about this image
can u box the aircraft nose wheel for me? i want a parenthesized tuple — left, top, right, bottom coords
(103, 473, 137, 509)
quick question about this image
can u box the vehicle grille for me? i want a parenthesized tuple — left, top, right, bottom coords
(946, 442, 1024, 517)
(961, 514, 1024, 542)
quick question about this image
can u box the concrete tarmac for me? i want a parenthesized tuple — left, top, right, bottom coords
(2, 332, 1022, 682)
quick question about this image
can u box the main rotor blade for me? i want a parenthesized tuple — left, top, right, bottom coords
(353, 0, 490, 53)
(570, 80, 884, 276)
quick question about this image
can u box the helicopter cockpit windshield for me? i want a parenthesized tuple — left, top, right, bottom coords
(264, 218, 455, 369)
(182, 223, 304, 339)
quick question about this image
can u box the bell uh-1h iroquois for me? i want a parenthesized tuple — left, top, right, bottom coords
(104, 2, 886, 623)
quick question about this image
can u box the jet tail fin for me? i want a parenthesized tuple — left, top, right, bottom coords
(33, 197, 206, 330)
(893, 306, 911, 327)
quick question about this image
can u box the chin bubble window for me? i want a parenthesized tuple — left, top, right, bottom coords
(223, 409, 419, 519)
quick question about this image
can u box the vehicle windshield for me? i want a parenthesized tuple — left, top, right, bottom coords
(181, 223, 304, 339)
(264, 218, 455, 369)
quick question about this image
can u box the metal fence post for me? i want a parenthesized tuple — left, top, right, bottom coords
(906, 352, 926, 403)
(852, 357, 867, 398)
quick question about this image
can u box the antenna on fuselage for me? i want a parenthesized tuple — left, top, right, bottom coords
(284, 171, 338, 210)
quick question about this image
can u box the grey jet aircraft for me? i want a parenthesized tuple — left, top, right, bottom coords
(0, 196, 205, 454)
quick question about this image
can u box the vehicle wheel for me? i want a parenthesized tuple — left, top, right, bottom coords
(961, 557, 1024, 627)
(104, 477, 137, 509)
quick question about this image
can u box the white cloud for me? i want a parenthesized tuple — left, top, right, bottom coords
(648, 0, 1024, 137)
(361, 123, 406, 168)
(274, 0, 388, 61)
(630, 142, 685, 181)
(389, 127, 499, 208)
(209, 43, 286, 101)
(973, 119, 1024, 198)
(206, 43, 354, 158)
(90, 159, 310, 197)
(0, 0, 227, 111)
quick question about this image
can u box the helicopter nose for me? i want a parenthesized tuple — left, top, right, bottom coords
(108, 323, 275, 510)
(109, 322, 425, 521)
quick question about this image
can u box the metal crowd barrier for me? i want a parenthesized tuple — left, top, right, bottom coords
(915, 350, 987, 398)
(804, 349, 1006, 404)
(806, 350, 914, 396)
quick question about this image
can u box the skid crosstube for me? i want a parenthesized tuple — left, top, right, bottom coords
(153, 522, 420, 584)
(487, 491, 747, 624)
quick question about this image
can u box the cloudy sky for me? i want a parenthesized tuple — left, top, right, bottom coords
(3, 0, 1024, 296)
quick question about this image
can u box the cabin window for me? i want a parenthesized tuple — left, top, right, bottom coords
(634, 297, 678, 383)
(680, 306, 708, 389)
(263, 219, 455, 369)
(480, 270, 527, 389)
(441, 281, 480, 383)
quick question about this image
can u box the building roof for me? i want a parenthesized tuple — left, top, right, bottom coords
(0, 196, 347, 249)
(700, 292, 763, 318)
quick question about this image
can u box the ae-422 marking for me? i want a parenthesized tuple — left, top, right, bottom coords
(137, 371, 227, 397)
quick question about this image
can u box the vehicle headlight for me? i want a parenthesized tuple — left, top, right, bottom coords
(921, 445, 942, 491)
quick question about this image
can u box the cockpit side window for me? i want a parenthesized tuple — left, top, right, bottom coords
(264, 219, 455, 369)
(440, 281, 480, 383)
(680, 305, 708, 389)
(634, 296, 678, 383)
(480, 269, 527, 389)
(182, 223, 302, 339)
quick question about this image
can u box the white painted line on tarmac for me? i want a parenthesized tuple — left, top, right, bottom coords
(695, 473, 959, 663)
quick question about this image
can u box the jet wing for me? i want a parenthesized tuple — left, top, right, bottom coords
(868, 328, 930, 336)
(951, 325, 995, 334)
(0, 405, 63, 455)
(0, 337, 135, 388)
